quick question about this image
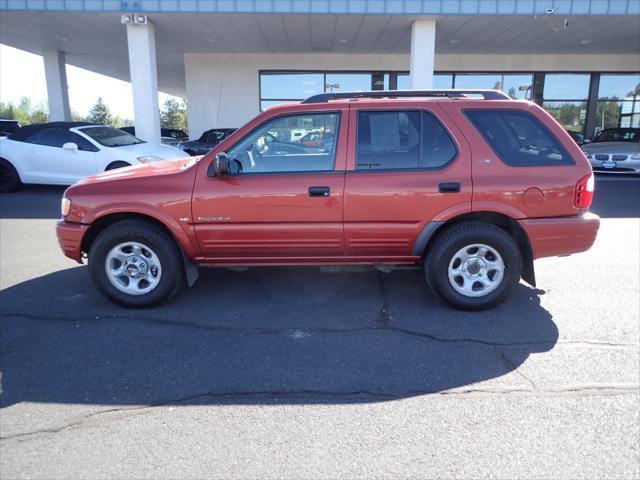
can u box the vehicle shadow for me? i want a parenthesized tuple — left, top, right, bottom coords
(0, 185, 66, 219)
(0, 266, 558, 407)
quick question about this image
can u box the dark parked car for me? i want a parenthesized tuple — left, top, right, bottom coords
(178, 128, 236, 156)
(566, 130, 589, 146)
(0, 119, 21, 136)
(120, 127, 189, 146)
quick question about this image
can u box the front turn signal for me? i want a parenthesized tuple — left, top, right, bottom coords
(61, 197, 71, 217)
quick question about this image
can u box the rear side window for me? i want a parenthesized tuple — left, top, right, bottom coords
(356, 110, 456, 170)
(465, 109, 574, 166)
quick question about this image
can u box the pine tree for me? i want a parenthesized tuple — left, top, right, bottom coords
(88, 97, 112, 125)
(160, 98, 187, 131)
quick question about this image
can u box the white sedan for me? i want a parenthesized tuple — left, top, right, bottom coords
(0, 122, 187, 192)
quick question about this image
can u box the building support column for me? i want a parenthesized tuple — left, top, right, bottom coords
(126, 20, 161, 144)
(410, 19, 436, 90)
(43, 50, 71, 121)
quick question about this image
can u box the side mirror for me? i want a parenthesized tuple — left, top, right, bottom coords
(208, 152, 229, 177)
(62, 142, 78, 152)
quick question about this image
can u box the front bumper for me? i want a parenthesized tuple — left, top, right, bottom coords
(588, 158, 640, 174)
(56, 220, 89, 263)
(518, 213, 600, 260)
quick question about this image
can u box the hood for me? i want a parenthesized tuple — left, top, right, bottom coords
(75, 156, 201, 186)
(112, 142, 187, 159)
(583, 142, 640, 154)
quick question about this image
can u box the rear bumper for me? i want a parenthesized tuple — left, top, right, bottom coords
(518, 213, 600, 260)
(56, 220, 89, 262)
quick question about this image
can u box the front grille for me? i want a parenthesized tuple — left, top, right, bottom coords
(595, 154, 609, 161)
(612, 154, 628, 161)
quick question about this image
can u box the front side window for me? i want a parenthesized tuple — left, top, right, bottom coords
(227, 112, 339, 174)
(465, 109, 573, 166)
(356, 110, 456, 170)
(80, 126, 144, 147)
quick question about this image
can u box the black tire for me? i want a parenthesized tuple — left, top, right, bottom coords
(424, 221, 522, 311)
(105, 161, 131, 171)
(0, 159, 22, 193)
(88, 220, 185, 307)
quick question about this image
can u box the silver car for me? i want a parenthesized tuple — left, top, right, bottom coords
(583, 128, 640, 174)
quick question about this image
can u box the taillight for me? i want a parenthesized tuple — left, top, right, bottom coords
(574, 172, 594, 209)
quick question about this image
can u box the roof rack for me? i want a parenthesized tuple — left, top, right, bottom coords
(301, 89, 510, 104)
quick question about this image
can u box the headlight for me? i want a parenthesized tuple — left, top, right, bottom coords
(136, 155, 163, 164)
(631, 153, 640, 160)
(61, 197, 71, 217)
(583, 151, 592, 159)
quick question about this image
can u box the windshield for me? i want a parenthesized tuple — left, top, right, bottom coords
(79, 126, 145, 147)
(592, 129, 640, 143)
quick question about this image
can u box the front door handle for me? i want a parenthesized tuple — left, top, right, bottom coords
(309, 186, 331, 197)
(439, 182, 461, 193)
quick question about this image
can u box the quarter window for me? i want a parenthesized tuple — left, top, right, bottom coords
(356, 110, 456, 170)
(465, 109, 573, 166)
(227, 112, 339, 174)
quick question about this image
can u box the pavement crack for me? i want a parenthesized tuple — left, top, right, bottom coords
(495, 346, 537, 390)
(2, 312, 639, 351)
(375, 271, 392, 326)
(2, 384, 638, 444)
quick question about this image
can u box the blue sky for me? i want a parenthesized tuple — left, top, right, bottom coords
(0, 44, 176, 119)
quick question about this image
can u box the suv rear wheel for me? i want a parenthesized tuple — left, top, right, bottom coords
(424, 222, 522, 310)
(89, 220, 184, 307)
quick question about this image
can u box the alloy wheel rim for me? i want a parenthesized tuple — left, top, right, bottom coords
(447, 243, 505, 298)
(104, 241, 162, 295)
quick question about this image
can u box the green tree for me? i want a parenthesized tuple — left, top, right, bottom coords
(160, 98, 187, 131)
(0, 97, 48, 124)
(88, 97, 112, 125)
(30, 104, 49, 123)
(0, 102, 16, 119)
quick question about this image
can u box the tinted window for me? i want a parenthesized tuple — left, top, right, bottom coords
(24, 128, 98, 151)
(227, 112, 339, 174)
(592, 128, 639, 143)
(356, 111, 456, 170)
(465, 109, 573, 166)
(70, 132, 99, 152)
(24, 128, 68, 148)
(80, 127, 143, 147)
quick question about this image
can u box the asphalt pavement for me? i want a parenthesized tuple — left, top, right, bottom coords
(0, 175, 638, 479)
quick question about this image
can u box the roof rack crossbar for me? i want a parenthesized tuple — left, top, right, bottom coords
(301, 89, 510, 104)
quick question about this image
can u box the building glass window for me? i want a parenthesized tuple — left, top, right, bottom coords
(260, 73, 324, 107)
(542, 74, 591, 135)
(596, 74, 640, 131)
(396, 74, 453, 90)
(325, 73, 371, 92)
(454, 74, 532, 99)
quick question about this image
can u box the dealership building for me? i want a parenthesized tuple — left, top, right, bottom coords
(1, 0, 639, 143)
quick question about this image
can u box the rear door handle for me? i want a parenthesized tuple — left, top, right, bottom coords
(439, 182, 461, 193)
(309, 186, 330, 197)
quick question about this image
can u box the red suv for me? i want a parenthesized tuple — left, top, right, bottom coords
(56, 90, 599, 310)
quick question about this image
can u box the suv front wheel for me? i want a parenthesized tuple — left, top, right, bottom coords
(424, 222, 522, 310)
(89, 220, 184, 307)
